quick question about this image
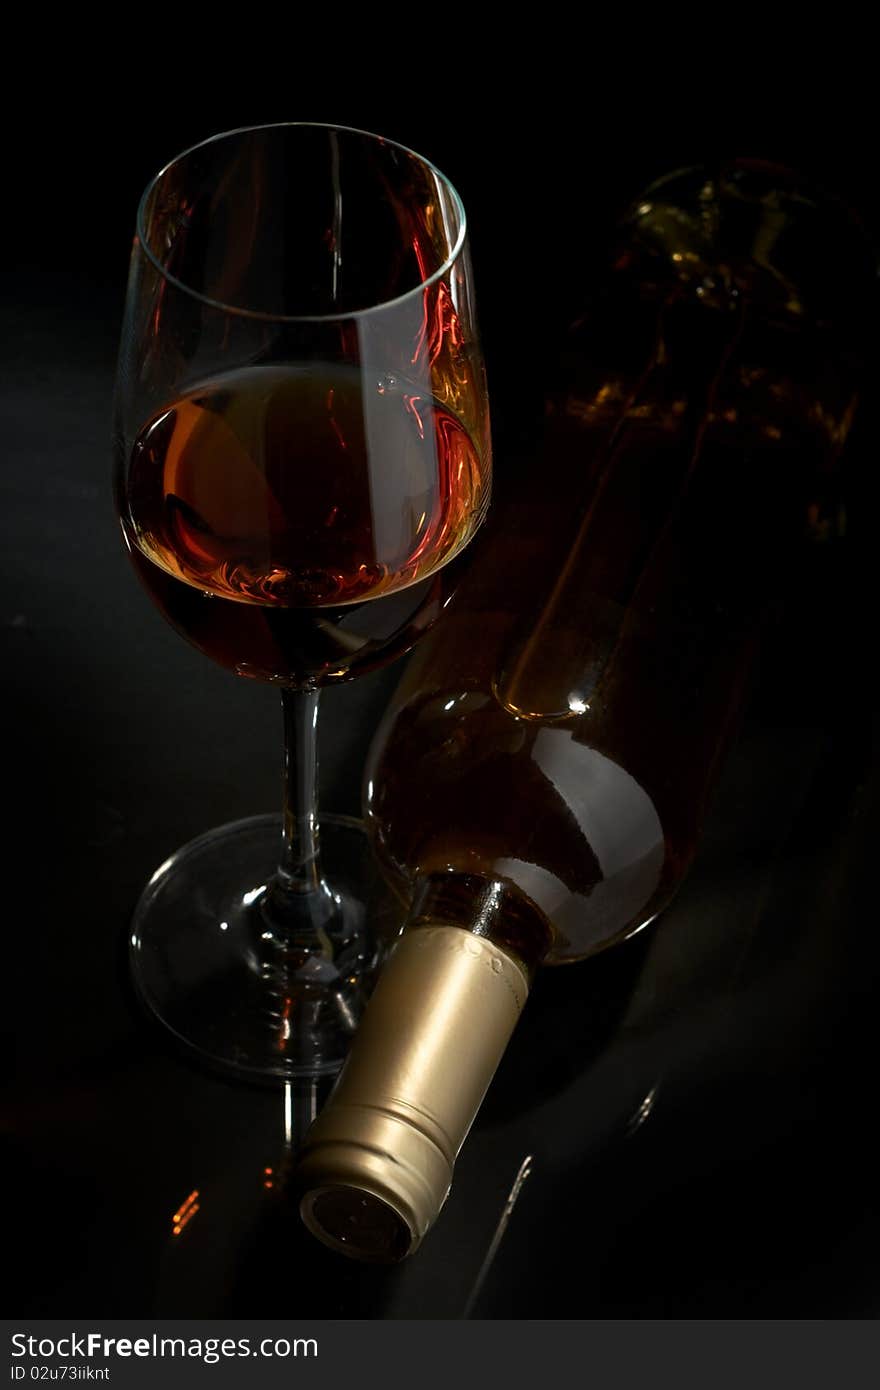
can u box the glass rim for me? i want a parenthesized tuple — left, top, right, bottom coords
(135, 121, 469, 324)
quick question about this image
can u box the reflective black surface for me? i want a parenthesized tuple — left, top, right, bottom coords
(4, 95, 880, 1317)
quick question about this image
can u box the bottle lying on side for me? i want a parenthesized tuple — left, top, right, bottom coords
(295, 162, 871, 1261)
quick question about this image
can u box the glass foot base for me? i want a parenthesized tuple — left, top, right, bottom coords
(129, 813, 398, 1082)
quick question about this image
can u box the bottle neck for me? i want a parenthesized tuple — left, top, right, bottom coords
(296, 874, 552, 1260)
(407, 871, 554, 978)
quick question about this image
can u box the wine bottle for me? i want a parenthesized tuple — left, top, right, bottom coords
(295, 163, 870, 1261)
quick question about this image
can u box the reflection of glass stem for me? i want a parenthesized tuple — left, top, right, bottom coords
(268, 1077, 327, 1190)
(286, 1077, 321, 1155)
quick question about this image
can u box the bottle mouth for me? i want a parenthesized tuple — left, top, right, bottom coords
(300, 1184, 414, 1263)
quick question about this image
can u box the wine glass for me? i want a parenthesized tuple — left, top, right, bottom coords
(113, 124, 491, 1081)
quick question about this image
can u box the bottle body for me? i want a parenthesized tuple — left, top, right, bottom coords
(364, 161, 867, 962)
(363, 323, 813, 961)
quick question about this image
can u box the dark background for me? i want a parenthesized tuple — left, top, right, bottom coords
(3, 57, 879, 1317)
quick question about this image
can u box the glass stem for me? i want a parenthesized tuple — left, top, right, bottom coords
(278, 687, 323, 897)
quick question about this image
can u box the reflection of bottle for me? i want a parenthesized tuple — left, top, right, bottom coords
(296, 164, 869, 1261)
